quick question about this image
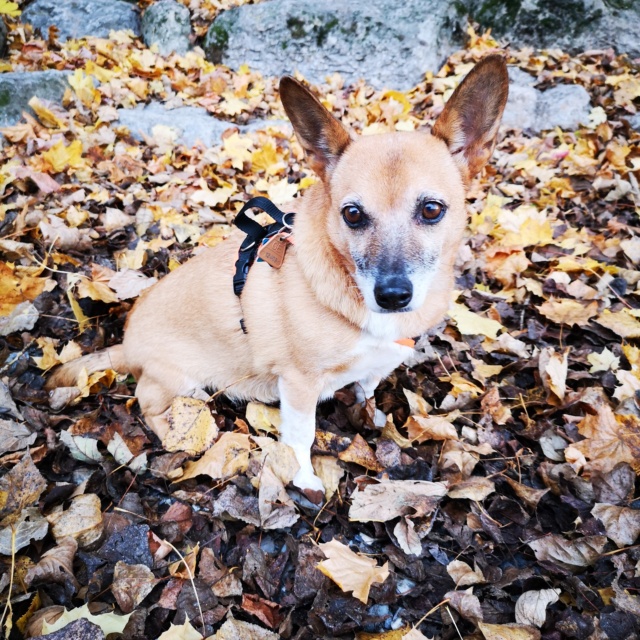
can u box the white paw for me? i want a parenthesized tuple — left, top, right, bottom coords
(293, 468, 325, 494)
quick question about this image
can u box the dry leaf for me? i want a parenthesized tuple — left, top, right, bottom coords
(449, 302, 504, 338)
(25, 537, 79, 590)
(448, 477, 496, 501)
(539, 347, 568, 402)
(157, 617, 203, 640)
(592, 503, 640, 548)
(46, 493, 103, 548)
(245, 401, 281, 434)
(393, 517, 422, 556)
(181, 432, 251, 481)
(0, 506, 48, 555)
(339, 434, 384, 471)
(312, 455, 345, 500)
(111, 561, 158, 613)
(446, 559, 485, 586)
(210, 616, 279, 640)
(479, 622, 541, 640)
(515, 589, 560, 627)
(595, 309, 640, 338)
(164, 396, 219, 455)
(349, 479, 447, 522)
(527, 534, 606, 571)
(405, 415, 458, 442)
(0, 452, 47, 525)
(539, 299, 598, 326)
(317, 538, 390, 603)
(41, 603, 131, 636)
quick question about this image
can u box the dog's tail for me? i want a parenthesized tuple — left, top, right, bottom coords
(46, 345, 128, 389)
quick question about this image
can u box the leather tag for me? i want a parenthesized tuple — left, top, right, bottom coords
(257, 232, 290, 269)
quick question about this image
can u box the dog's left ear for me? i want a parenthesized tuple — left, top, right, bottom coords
(432, 54, 509, 182)
(279, 76, 352, 180)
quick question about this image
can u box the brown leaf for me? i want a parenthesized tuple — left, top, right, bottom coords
(446, 559, 486, 586)
(505, 478, 549, 509)
(349, 478, 447, 522)
(539, 299, 598, 327)
(0, 452, 47, 525)
(446, 588, 483, 623)
(338, 434, 384, 471)
(527, 534, 606, 571)
(25, 537, 79, 590)
(592, 503, 640, 548)
(181, 432, 251, 481)
(405, 415, 458, 442)
(241, 593, 283, 629)
(46, 493, 103, 548)
(111, 561, 158, 613)
(210, 616, 279, 640)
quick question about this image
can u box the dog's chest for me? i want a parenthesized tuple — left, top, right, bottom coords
(321, 314, 410, 397)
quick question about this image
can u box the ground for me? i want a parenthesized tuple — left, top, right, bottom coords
(0, 8, 640, 640)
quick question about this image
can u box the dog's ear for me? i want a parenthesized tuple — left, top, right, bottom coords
(279, 76, 351, 180)
(432, 54, 509, 182)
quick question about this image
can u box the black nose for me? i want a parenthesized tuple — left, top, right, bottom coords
(374, 276, 413, 310)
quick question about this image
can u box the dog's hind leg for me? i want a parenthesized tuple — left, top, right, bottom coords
(135, 374, 182, 441)
(278, 376, 325, 501)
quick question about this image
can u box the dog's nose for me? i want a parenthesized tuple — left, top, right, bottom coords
(374, 276, 413, 310)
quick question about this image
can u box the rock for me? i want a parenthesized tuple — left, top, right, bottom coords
(628, 114, 640, 131)
(203, 0, 462, 90)
(502, 67, 591, 133)
(0, 70, 70, 127)
(116, 101, 290, 148)
(31, 619, 105, 640)
(22, 0, 140, 41)
(142, 0, 191, 56)
(461, 0, 640, 60)
(0, 19, 8, 58)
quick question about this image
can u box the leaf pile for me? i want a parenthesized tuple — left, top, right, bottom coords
(1, 12, 640, 640)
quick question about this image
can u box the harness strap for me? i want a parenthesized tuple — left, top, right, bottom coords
(232, 197, 296, 331)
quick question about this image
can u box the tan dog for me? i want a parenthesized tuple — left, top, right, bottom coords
(48, 55, 508, 497)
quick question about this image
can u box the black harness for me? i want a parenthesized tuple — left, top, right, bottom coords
(232, 196, 296, 332)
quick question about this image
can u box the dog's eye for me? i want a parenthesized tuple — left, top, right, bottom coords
(421, 200, 445, 223)
(342, 205, 365, 228)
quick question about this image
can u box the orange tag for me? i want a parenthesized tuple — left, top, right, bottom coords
(257, 232, 290, 269)
(395, 338, 415, 348)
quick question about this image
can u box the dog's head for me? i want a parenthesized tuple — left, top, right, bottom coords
(279, 55, 508, 314)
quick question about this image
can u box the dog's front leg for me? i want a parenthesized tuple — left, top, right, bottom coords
(354, 374, 381, 404)
(278, 376, 325, 499)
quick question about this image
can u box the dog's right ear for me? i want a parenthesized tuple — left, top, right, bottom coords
(279, 76, 352, 180)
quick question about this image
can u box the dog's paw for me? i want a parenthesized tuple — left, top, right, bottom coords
(293, 468, 325, 502)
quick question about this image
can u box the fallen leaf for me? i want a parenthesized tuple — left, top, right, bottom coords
(515, 589, 560, 627)
(446, 559, 485, 586)
(349, 479, 447, 522)
(595, 309, 640, 338)
(25, 537, 79, 590)
(317, 538, 390, 603)
(405, 415, 458, 442)
(393, 517, 422, 556)
(181, 432, 251, 480)
(157, 617, 203, 640)
(0, 452, 47, 525)
(449, 302, 503, 338)
(46, 493, 103, 548)
(446, 588, 483, 623)
(448, 477, 496, 501)
(41, 603, 131, 636)
(592, 503, 640, 548)
(245, 401, 281, 434)
(527, 534, 606, 571)
(312, 455, 344, 499)
(210, 616, 279, 640)
(111, 561, 158, 613)
(164, 397, 219, 455)
(0, 506, 48, 555)
(0, 419, 36, 454)
(539, 299, 598, 326)
(479, 622, 541, 640)
(339, 434, 384, 471)
(539, 347, 568, 402)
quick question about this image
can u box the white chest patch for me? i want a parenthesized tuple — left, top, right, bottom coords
(321, 312, 412, 399)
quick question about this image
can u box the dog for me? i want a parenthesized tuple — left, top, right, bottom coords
(47, 54, 508, 499)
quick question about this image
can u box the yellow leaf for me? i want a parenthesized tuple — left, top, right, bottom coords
(595, 309, 640, 339)
(405, 415, 458, 443)
(245, 401, 281, 434)
(32, 337, 61, 370)
(0, 262, 48, 316)
(0, 0, 20, 17)
(42, 140, 84, 173)
(588, 348, 620, 373)
(163, 397, 219, 455)
(317, 538, 389, 603)
(539, 299, 598, 327)
(267, 178, 298, 206)
(42, 604, 131, 637)
(66, 286, 90, 333)
(448, 303, 503, 338)
(251, 142, 281, 174)
(28, 97, 66, 128)
(223, 133, 253, 170)
(68, 69, 100, 107)
(441, 372, 483, 398)
(181, 432, 251, 481)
